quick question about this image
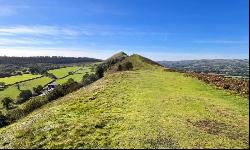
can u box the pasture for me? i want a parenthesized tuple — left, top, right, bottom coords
(19, 77, 53, 91)
(48, 66, 81, 79)
(0, 74, 42, 85)
(56, 66, 94, 84)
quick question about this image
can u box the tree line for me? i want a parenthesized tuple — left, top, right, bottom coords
(0, 56, 101, 64)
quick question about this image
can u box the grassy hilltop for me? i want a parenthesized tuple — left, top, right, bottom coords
(0, 53, 248, 149)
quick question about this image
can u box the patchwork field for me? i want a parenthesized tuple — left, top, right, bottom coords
(0, 74, 42, 85)
(19, 77, 53, 91)
(0, 65, 95, 108)
(0, 77, 53, 108)
(48, 66, 81, 79)
(56, 67, 94, 84)
(0, 68, 248, 148)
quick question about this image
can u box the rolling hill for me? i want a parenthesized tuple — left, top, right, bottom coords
(0, 53, 248, 149)
(158, 59, 249, 78)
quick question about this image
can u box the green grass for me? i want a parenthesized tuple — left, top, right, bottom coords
(55, 67, 94, 84)
(0, 77, 53, 108)
(19, 77, 53, 91)
(0, 74, 42, 85)
(56, 74, 83, 84)
(48, 66, 81, 79)
(0, 85, 20, 100)
(0, 68, 248, 148)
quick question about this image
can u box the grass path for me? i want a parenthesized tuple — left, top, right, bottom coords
(0, 69, 248, 148)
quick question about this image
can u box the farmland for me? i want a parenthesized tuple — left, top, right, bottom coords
(56, 66, 94, 84)
(0, 85, 20, 100)
(19, 77, 53, 91)
(48, 66, 81, 79)
(0, 65, 95, 108)
(0, 74, 42, 85)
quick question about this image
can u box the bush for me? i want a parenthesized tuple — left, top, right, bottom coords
(47, 85, 64, 101)
(124, 62, 133, 70)
(68, 72, 74, 75)
(0, 82, 5, 87)
(0, 113, 8, 127)
(116, 62, 133, 71)
(4, 108, 26, 122)
(95, 65, 105, 79)
(62, 78, 82, 94)
(82, 74, 97, 86)
(33, 85, 43, 95)
(16, 90, 32, 104)
(22, 96, 48, 113)
(1, 97, 13, 110)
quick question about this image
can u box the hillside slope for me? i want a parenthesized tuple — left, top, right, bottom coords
(0, 55, 248, 149)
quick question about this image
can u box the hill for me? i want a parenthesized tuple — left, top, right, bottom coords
(0, 56, 101, 65)
(0, 54, 248, 149)
(158, 59, 249, 78)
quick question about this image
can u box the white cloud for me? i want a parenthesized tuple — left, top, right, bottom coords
(0, 26, 81, 37)
(0, 38, 53, 46)
(0, 25, 170, 37)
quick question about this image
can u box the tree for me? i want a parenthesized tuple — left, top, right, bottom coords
(0, 113, 8, 127)
(47, 85, 64, 101)
(33, 85, 43, 95)
(17, 90, 32, 104)
(67, 78, 75, 84)
(0, 82, 5, 87)
(0, 82, 5, 91)
(2, 97, 12, 109)
(95, 65, 104, 79)
(68, 72, 74, 75)
(17, 84, 20, 90)
(82, 73, 97, 86)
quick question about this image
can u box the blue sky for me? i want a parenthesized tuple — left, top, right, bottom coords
(0, 0, 248, 60)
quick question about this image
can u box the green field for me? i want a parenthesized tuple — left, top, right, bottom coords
(0, 67, 248, 148)
(56, 67, 94, 84)
(19, 77, 53, 91)
(0, 74, 42, 85)
(0, 85, 20, 100)
(0, 77, 53, 108)
(48, 66, 81, 79)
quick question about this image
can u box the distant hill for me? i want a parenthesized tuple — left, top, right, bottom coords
(158, 59, 249, 77)
(0, 53, 248, 149)
(0, 56, 102, 65)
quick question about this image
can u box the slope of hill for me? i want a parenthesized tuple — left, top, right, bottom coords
(158, 59, 249, 78)
(0, 54, 248, 149)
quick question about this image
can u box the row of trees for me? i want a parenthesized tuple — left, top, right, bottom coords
(0, 56, 101, 64)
